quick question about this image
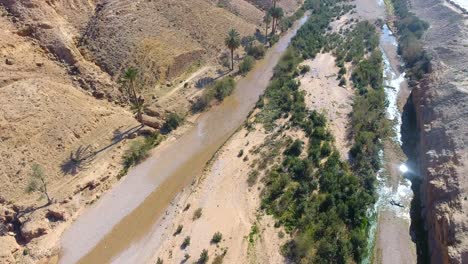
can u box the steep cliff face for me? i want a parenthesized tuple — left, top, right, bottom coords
(410, 0, 468, 263)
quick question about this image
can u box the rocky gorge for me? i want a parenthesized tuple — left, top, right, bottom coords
(410, 0, 468, 262)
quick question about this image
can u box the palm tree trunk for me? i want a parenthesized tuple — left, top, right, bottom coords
(231, 48, 234, 71)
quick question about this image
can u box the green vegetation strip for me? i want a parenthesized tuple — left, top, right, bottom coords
(391, 0, 430, 82)
(250, 0, 390, 262)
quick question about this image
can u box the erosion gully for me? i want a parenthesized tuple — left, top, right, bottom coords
(365, 9, 426, 264)
(58, 15, 309, 264)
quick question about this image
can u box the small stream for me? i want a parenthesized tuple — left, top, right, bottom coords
(378, 25, 413, 219)
(364, 24, 416, 263)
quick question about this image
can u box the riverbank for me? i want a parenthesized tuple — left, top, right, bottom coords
(57, 14, 310, 264)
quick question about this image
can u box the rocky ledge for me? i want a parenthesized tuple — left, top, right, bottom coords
(411, 0, 468, 263)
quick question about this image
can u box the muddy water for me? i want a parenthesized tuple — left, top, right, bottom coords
(59, 15, 309, 264)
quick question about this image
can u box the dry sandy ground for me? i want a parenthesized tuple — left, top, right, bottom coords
(147, 50, 353, 264)
(146, 125, 288, 264)
(298, 53, 354, 159)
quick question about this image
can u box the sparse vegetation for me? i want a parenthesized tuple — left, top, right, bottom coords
(161, 112, 183, 134)
(246, 43, 266, 59)
(248, 224, 259, 243)
(181, 236, 191, 249)
(239, 56, 255, 75)
(193, 208, 203, 220)
(173, 225, 183, 236)
(299, 65, 310, 75)
(247, 170, 259, 187)
(26, 164, 52, 204)
(197, 249, 209, 264)
(251, 1, 388, 262)
(211, 232, 223, 244)
(192, 77, 236, 112)
(391, 0, 430, 81)
(156, 257, 163, 264)
(118, 132, 162, 179)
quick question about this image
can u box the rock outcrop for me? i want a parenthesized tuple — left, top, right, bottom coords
(411, 0, 468, 263)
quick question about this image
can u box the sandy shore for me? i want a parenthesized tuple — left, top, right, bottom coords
(144, 124, 290, 263)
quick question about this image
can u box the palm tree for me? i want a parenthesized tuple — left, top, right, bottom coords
(270, 7, 284, 35)
(263, 12, 272, 43)
(225, 29, 241, 71)
(122, 68, 144, 121)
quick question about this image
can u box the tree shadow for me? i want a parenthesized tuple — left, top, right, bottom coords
(60, 125, 143, 175)
(61, 145, 96, 175)
(11, 202, 50, 245)
(195, 77, 215, 89)
(112, 125, 143, 143)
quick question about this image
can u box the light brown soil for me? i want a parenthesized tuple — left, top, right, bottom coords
(0, 0, 306, 261)
(297, 53, 354, 159)
(143, 124, 288, 264)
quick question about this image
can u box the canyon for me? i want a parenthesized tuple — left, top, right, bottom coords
(411, 0, 468, 262)
(0, 0, 467, 263)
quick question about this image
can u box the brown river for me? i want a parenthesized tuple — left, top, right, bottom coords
(59, 14, 309, 264)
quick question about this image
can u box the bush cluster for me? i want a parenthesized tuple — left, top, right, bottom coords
(239, 56, 255, 76)
(254, 1, 385, 262)
(392, 0, 430, 81)
(192, 77, 236, 112)
(118, 132, 162, 178)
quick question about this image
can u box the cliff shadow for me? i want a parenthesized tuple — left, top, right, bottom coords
(401, 92, 430, 264)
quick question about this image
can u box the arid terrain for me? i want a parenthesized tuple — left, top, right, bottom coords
(411, 0, 468, 263)
(1, 0, 467, 263)
(0, 0, 302, 263)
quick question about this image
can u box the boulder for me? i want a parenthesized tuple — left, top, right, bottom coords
(5, 58, 14, 65)
(141, 115, 161, 129)
(45, 205, 67, 222)
(137, 126, 157, 136)
(144, 106, 163, 118)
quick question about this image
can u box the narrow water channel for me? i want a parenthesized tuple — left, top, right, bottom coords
(59, 15, 309, 264)
(364, 24, 419, 263)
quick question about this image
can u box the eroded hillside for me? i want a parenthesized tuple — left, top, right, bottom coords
(410, 0, 468, 262)
(0, 0, 302, 262)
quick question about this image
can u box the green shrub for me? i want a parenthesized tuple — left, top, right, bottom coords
(173, 225, 183, 236)
(320, 141, 332, 157)
(193, 208, 202, 220)
(211, 232, 223, 244)
(181, 236, 190, 249)
(214, 77, 236, 101)
(197, 249, 209, 264)
(119, 132, 162, 178)
(299, 65, 311, 75)
(239, 56, 255, 75)
(246, 44, 266, 59)
(161, 112, 183, 134)
(284, 139, 303, 157)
